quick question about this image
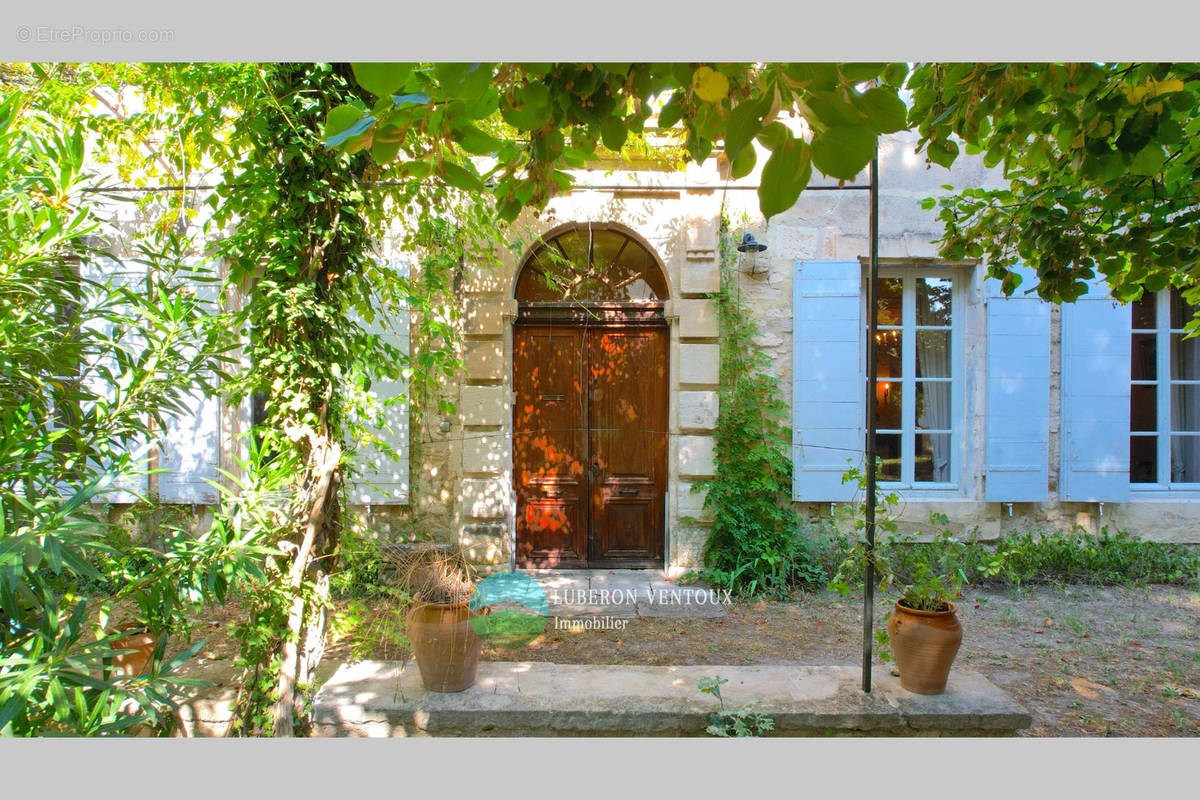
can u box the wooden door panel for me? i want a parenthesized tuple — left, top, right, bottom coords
(588, 328, 668, 565)
(513, 327, 588, 567)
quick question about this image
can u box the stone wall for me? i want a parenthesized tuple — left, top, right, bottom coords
(92, 129, 1200, 560)
(399, 128, 1200, 567)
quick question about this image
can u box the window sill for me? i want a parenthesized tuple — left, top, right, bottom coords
(878, 482, 968, 501)
(1129, 486, 1200, 502)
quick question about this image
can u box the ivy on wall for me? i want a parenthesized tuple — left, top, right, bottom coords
(690, 219, 824, 598)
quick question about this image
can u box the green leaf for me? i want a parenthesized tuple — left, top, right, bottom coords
(758, 138, 812, 219)
(435, 62, 493, 102)
(351, 63, 413, 98)
(926, 138, 960, 169)
(730, 144, 756, 179)
(811, 125, 876, 180)
(439, 160, 486, 193)
(784, 63, 838, 91)
(600, 115, 629, 151)
(455, 123, 503, 155)
(687, 132, 713, 165)
(853, 87, 908, 134)
(841, 63, 888, 82)
(500, 82, 552, 131)
(755, 121, 793, 151)
(1129, 144, 1165, 177)
(371, 136, 402, 164)
(657, 92, 685, 130)
(724, 96, 768, 162)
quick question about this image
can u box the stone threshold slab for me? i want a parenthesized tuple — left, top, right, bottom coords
(312, 661, 1031, 737)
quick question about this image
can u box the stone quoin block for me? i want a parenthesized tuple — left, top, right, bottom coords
(679, 391, 718, 431)
(464, 296, 506, 337)
(462, 434, 509, 475)
(679, 344, 719, 385)
(681, 261, 720, 295)
(460, 385, 507, 427)
(677, 299, 719, 339)
(677, 482, 712, 521)
(678, 435, 716, 477)
(464, 340, 504, 381)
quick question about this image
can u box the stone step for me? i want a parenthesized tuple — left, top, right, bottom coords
(312, 661, 1032, 737)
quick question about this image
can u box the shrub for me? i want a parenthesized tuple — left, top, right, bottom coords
(815, 520, 1200, 592)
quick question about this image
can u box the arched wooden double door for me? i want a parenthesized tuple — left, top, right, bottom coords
(512, 225, 669, 569)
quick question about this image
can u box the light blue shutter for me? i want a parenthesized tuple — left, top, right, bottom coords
(80, 257, 150, 503)
(1060, 275, 1131, 501)
(793, 259, 862, 502)
(350, 258, 411, 505)
(984, 264, 1051, 501)
(159, 261, 222, 504)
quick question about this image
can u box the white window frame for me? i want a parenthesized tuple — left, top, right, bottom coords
(1130, 288, 1200, 493)
(865, 265, 966, 491)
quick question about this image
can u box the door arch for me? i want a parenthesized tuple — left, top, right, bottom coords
(512, 223, 670, 568)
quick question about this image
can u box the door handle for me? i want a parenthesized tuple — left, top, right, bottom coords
(618, 487, 638, 496)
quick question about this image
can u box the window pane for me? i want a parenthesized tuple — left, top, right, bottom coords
(1170, 333, 1200, 380)
(1130, 436, 1157, 483)
(590, 230, 626, 271)
(1131, 292, 1156, 330)
(1170, 385, 1200, 432)
(875, 381, 902, 428)
(604, 234, 666, 301)
(874, 329, 902, 379)
(916, 277, 952, 326)
(1170, 436, 1200, 482)
(1169, 289, 1196, 330)
(1131, 333, 1157, 380)
(916, 381, 952, 430)
(915, 330, 951, 378)
(555, 230, 590, 269)
(1131, 385, 1158, 431)
(876, 278, 903, 325)
(915, 433, 952, 482)
(875, 433, 901, 481)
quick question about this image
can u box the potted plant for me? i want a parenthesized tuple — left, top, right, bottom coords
(885, 554, 966, 695)
(390, 543, 487, 692)
(829, 495, 972, 695)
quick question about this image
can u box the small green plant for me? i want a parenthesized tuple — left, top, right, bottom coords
(329, 589, 410, 662)
(698, 675, 775, 737)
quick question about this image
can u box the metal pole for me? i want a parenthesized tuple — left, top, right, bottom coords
(862, 150, 880, 693)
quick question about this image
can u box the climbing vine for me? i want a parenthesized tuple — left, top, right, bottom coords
(690, 219, 824, 598)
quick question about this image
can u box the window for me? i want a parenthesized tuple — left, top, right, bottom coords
(869, 269, 962, 486)
(516, 226, 667, 303)
(1129, 288, 1200, 486)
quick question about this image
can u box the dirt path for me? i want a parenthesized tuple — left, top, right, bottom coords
(180, 583, 1200, 737)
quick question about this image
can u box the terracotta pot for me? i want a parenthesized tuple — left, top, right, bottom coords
(887, 600, 962, 695)
(110, 628, 159, 678)
(406, 601, 486, 693)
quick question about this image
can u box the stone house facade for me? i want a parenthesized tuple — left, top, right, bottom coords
(100, 129, 1200, 570)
